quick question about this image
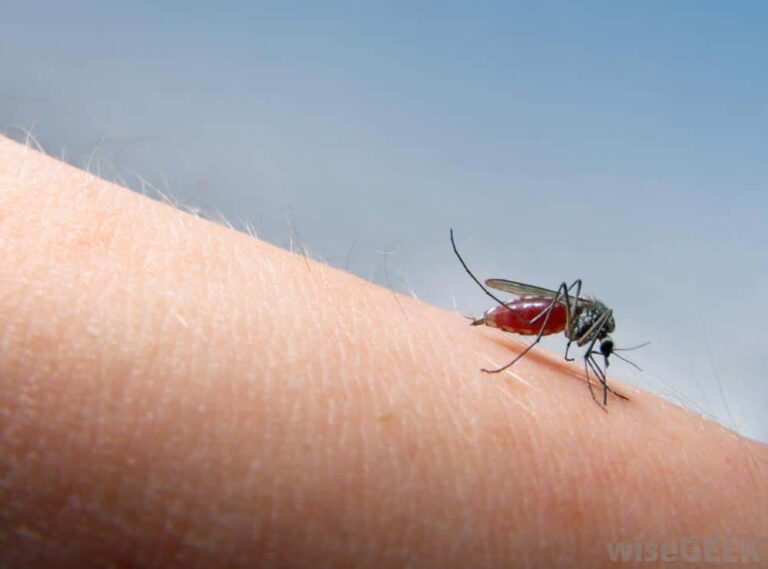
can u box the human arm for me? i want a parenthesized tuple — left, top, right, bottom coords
(1, 135, 766, 568)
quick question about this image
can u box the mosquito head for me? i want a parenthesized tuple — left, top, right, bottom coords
(599, 336, 614, 368)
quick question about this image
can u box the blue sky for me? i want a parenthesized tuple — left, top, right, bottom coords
(2, 1, 766, 441)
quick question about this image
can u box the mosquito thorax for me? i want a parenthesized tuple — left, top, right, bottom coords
(570, 299, 615, 341)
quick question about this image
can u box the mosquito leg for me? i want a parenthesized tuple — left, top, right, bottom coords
(566, 278, 583, 305)
(597, 361, 629, 401)
(561, 279, 582, 362)
(482, 336, 543, 374)
(581, 328, 609, 406)
(528, 278, 582, 327)
(482, 282, 569, 374)
(528, 279, 575, 365)
(450, 229, 510, 309)
(584, 354, 600, 405)
(586, 352, 629, 402)
(564, 340, 574, 362)
(586, 353, 609, 406)
(528, 283, 568, 326)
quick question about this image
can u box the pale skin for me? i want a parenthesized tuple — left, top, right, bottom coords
(0, 135, 766, 568)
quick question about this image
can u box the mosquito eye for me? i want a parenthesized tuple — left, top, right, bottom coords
(601, 339, 614, 356)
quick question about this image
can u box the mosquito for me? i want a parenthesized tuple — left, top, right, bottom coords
(450, 229, 637, 406)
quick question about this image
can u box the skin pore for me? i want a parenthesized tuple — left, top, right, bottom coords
(1, 135, 766, 568)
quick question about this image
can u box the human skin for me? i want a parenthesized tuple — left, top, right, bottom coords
(0, 135, 766, 568)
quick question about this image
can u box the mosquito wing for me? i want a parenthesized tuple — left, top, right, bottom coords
(485, 279, 559, 298)
(485, 278, 595, 305)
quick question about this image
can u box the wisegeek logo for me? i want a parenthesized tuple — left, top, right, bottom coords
(606, 536, 766, 564)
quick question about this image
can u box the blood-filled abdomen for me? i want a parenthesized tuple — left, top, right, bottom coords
(472, 298, 567, 336)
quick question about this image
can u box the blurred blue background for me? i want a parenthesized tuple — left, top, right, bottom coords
(2, 1, 766, 442)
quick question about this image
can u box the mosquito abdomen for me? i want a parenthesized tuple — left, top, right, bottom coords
(474, 298, 567, 336)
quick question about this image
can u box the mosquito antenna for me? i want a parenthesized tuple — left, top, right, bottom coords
(450, 229, 509, 309)
(613, 351, 643, 371)
(614, 341, 651, 352)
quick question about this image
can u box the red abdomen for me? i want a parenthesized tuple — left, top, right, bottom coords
(475, 298, 567, 336)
